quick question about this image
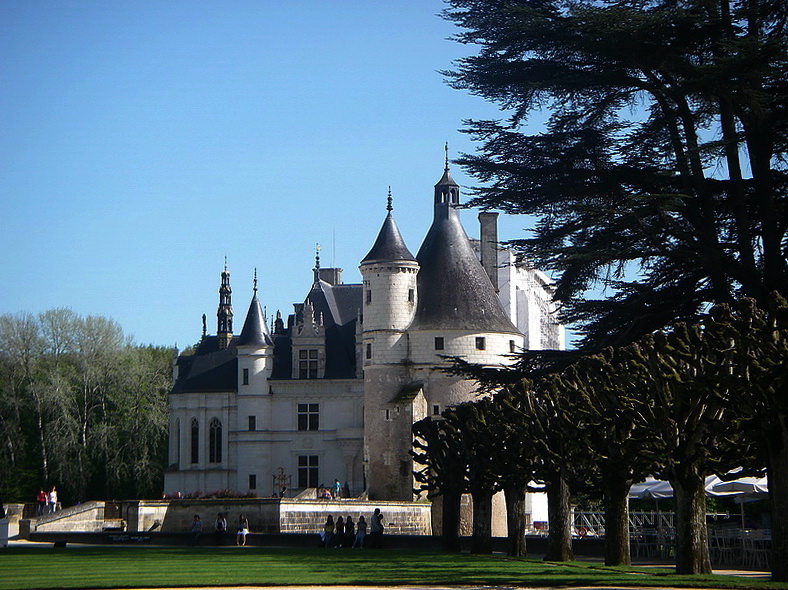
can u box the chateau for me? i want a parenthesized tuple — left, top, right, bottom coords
(164, 159, 563, 501)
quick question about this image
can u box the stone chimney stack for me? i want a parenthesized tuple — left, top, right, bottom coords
(478, 212, 499, 292)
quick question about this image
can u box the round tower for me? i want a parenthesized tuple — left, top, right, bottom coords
(359, 191, 420, 500)
(359, 189, 419, 365)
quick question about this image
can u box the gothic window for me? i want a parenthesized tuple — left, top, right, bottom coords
(190, 418, 199, 464)
(475, 336, 486, 351)
(298, 349, 318, 379)
(297, 403, 319, 431)
(298, 455, 319, 488)
(209, 418, 222, 463)
(434, 337, 444, 350)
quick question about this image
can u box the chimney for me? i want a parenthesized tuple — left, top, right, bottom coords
(478, 212, 499, 292)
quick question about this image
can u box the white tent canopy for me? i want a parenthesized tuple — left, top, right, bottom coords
(628, 473, 769, 500)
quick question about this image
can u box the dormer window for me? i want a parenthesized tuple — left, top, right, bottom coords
(299, 349, 318, 379)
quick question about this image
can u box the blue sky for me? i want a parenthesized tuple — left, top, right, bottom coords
(1, 1, 545, 349)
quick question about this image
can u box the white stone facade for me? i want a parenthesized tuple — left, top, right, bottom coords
(165, 167, 563, 507)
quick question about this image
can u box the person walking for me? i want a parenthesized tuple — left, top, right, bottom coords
(47, 486, 58, 514)
(214, 513, 227, 545)
(36, 489, 47, 516)
(236, 514, 249, 546)
(369, 508, 384, 548)
(344, 515, 355, 548)
(321, 514, 334, 548)
(189, 514, 203, 545)
(332, 479, 341, 500)
(352, 515, 367, 548)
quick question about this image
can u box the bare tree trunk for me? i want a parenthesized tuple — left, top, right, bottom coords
(602, 472, 631, 566)
(503, 482, 527, 557)
(441, 491, 461, 553)
(544, 471, 573, 561)
(470, 489, 493, 554)
(672, 471, 712, 574)
(767, 423, 788, 581)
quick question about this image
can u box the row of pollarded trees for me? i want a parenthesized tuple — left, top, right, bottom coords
(0, 309, 174, 505)
(412, 295, 788, 577)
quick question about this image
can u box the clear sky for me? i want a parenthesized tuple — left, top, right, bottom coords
(1, 0, 545, 349)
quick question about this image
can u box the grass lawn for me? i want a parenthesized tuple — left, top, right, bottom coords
(0, 546, 783, 590)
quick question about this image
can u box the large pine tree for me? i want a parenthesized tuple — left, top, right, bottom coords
(443, 0, 787, 349)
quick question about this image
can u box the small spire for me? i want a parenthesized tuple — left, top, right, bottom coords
(313, 243, 321, 283)
(387, 186, 393, 212)
(253, 268, 258, 294)
(444, 142, 449, 171)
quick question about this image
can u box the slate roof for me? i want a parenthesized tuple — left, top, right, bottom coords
(411, 169, 520, 334)
(237, 292, 273, 347)
(172, 336, 238, 393)
(361, 212, 416, 264)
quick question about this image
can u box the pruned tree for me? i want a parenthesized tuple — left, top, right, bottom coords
(412, 416, 468, 552)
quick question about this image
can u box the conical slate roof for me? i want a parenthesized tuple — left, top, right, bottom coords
(411, 164, 519, 333)
(237, 292, 273, 347)
(361, 211, 416, 264)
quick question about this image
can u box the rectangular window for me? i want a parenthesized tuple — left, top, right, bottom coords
(366, 290, 372, 304)
(242, 368, 249, 385)
(298, 455, 319, 488)
(298, 349, 318, 379)
(509, 340, 516, 353)
(249, 474, 257, 490)
(432, 405, 440, 416)
(248, 415, 256, 431)
(366, 343, 372, 359)
(408, 289, 414, 303)
(297, 403, 319, 431)
(384, 408, 393, 422)
(434, 337, 444, 350)
(475, 336, 486, 350)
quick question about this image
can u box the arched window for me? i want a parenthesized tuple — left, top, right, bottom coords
(209, 418, 222, 463)
(190, 418, 199, 464)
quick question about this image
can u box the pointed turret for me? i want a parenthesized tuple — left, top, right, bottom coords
(238, 270, 273, 347)
(412, 153, 518, 333)
(217, 258, 234, 349)
(362, 188, 417, 264)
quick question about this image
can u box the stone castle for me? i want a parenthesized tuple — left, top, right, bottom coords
(164, 157, 563, 501)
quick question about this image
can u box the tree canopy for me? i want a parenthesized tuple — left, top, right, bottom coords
(443, 0, 787, 349)
(0, 309, 173, 504)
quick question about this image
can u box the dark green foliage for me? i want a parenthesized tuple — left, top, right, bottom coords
(0, 310, 173, 504)
(443, 0, 787, 350)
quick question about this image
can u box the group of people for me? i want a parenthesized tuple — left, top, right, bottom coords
(317, 479, 350, 500)
(190, 513, 250, 546)
(320, 507, 384, 549)
(35, 486, 58, 516)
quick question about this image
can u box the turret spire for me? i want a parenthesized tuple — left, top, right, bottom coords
(217, 259, 234, 349)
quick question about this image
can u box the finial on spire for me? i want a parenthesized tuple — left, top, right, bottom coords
(444, 142, 449, 171)
(387, 186, 392, 212)
(315, 243, 321, 269)
(224, 255, 228, 272)
(253, 268, 258, 293)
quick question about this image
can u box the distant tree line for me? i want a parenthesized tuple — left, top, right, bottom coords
(413, 295, 787, 577)
(0, 309, 173, 505)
